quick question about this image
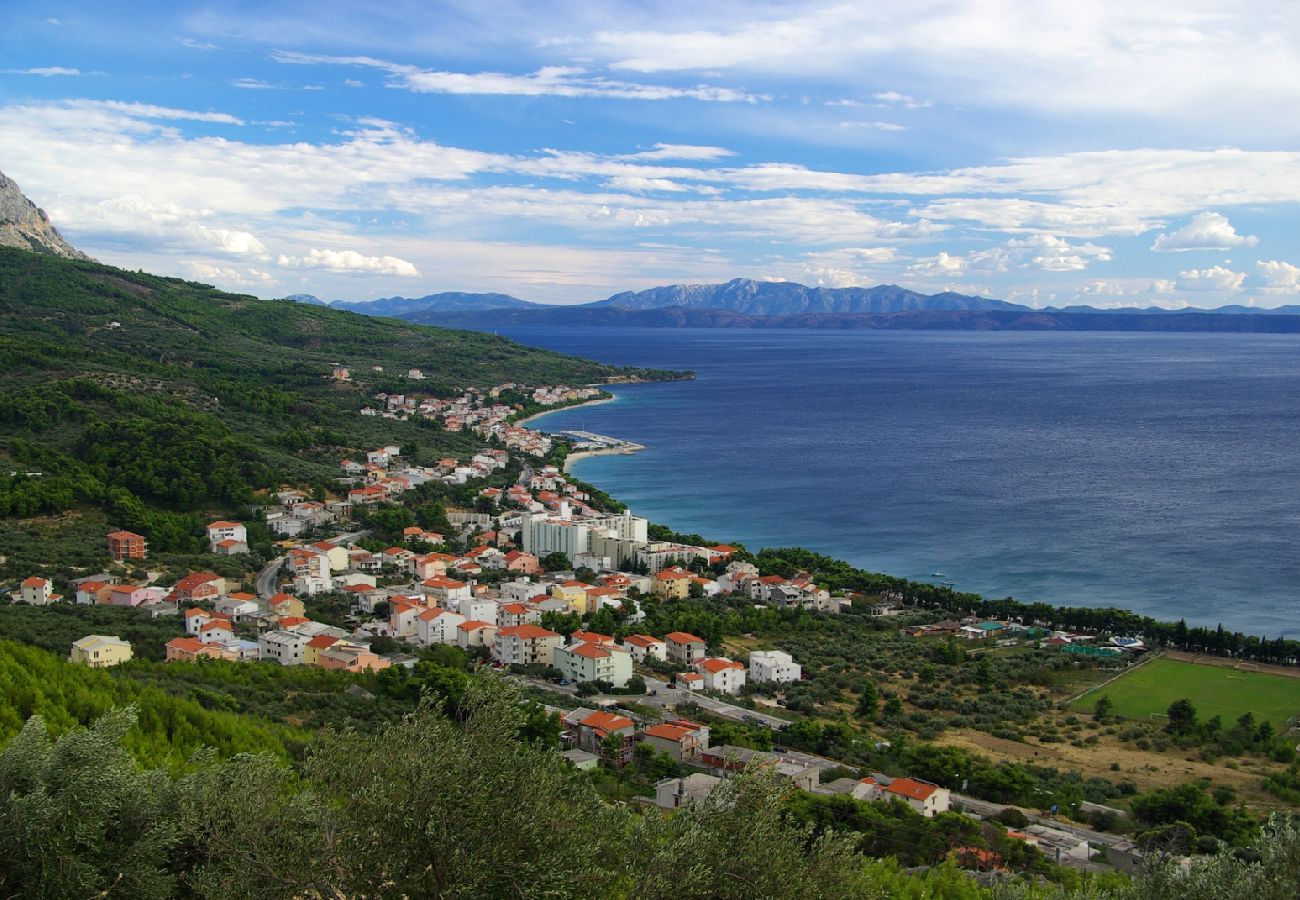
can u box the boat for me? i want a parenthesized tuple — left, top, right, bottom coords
(931, 572, 946, 577)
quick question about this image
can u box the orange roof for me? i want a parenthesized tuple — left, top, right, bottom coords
(580, 710, 634, 734)
(677, 672, 703, 683)
(560, 580, 591, 589)
(498, 624, 560, 640)
(106, 530, 144, 540)
(227, 592, 257, 601)
(458, 619, 493, 631)
(199, 620, 230, 633)
(568, 642, 611, 659)
(278, 616, 310, 627)
(710, 545, 738, 553)
(418, 608, 453, 621)
(174, 572, 220, 591)
(699, 657, 744, 673)
(215, 539, 241, 548)
(644, 722, 697, 742)
(167, 636, 205, 653)
(307, 635, 340, 649)
(402, 526, 423, 535)
(621, 634, 664, 648)
(207, 520, 241, 529)
(21, 576, 49, 588)
(499, 602, 529, 614)
(423, 576, 467, 589)
(269, 592, 295, 604)
(570, 630, 613, 644)
(655, 568, 691, 581)
(79, 581, 106, 591)
(184, 607, 208, 618)
(885, 777, 939, 801)
(665, 631, 705, 645)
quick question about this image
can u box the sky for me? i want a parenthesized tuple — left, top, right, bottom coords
(2, 1, 1299, 307)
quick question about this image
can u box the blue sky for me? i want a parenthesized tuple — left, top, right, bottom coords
(2, 1, 1298, 307)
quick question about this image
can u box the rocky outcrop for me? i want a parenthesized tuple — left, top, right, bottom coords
(0, 170, 92, 260)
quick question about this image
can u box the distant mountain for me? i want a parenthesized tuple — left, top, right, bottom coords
(332, 291, 537, 318)
(281, 293, 328, 305)
(592, 278, 1023, 315)
(0, 170, 92, 261)
(407, 304, 1300, 334)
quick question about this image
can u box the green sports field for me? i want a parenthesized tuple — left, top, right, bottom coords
(1071, 657, 1300, 730)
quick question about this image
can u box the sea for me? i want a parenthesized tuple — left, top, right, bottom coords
(488, 326, 1300, 638)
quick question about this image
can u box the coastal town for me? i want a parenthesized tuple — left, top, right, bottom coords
(7, 375, 1196, 878)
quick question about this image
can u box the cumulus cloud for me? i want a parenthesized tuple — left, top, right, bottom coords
(1004, 234, 1112, 271)
(1256, 260, 1300, 294)
(1176, 265, 1245, 292)
(277, 249, 419, 276)
(186, 263, 274, 286)
(1151, 212, 1259, 252)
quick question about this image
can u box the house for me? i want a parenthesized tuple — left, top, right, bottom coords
(459, 596, 500, 626)
(197, 619, 235, 645)
(856, 775, 951, 817)
(389, 599, 426, 638)
(268, 592, 305, 619)
(69, 635, 132, 668)
(18, 576, 57, 605)
(652, 566, 693, 601)
(106, 530, 147, 561)
(575, 710, 636, 767)
(675, 671, 704, 691)
(555, 641, 634, 688)
(640, 719, 710, 763)
(665, 631, 708, 666)
(748, 649, 802, 684)
(456, 620, 497, 650)
(214, 592, 259, 621)
(422, 576, 472, 606)
(697, 657, 747, 694)
(552, 580, 593, 615)
(700, 746, 819, 791)
(503, 550, 541, 575)
(304, 634, 340, 666)
(620, 634, 666, 663)
(166, 636, 227, 662)
(493, 624, 564, 667)
(170, 572, 225, 603)
(259, 630, 309, 665)
(497, 602, 539, 628)
(207, 521, 248, 555)
(311, 542, 350, 573)
(655, 773, 722, 809)
(319, 642, 392, 672)
(417, 607, 466, 645)
(75, 580, 112, 605)
(184, 607, 227, 635)
(570, 629, 614, 646)
(109, 584, 151, 607)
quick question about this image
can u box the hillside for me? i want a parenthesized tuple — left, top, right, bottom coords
(331, 291, 538, 317)
(0, 171, 91, 261)
(0, 247, 678, 555)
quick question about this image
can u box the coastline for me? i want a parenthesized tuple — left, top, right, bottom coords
(562, 442, 645, 474)
(514, 394, 616, 428)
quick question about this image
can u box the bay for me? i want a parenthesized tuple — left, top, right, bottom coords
(487, 326, 1300, 637)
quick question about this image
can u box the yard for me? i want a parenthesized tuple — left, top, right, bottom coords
(1071, 657, 1300, 730)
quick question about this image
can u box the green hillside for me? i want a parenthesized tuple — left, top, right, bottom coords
(0, 247, 675, 559)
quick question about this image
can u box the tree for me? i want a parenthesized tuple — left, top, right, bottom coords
(856, 681, 879, 721)
(1166, 698, 1198, 735)
(1093, 694, 1113, 721)
(539, 551, 571, 572)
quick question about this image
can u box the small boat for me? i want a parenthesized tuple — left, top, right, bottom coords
(931, 572, 946, 577)
(941, 581, 955, 587)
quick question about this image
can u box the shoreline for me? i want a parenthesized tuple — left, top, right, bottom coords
(514, 394, 616, 429)
(562, 442, 646, 474)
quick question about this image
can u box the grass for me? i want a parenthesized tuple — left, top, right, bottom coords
(1071, 657, 1300, 729)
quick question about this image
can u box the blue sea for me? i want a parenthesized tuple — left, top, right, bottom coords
(494, 327, 1300, 638)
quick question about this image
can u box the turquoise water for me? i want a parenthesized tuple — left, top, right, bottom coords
(496, 327, 1300, 637)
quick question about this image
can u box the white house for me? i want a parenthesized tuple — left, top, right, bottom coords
(492, 624, 564, 667)
(18, 576, 58, 605)
(855, 776, 951, 817)
(620, 634, 666, 663)
(555, 641, 634, 688)
(456, 620, 496, 650)
(458, 596, 500, 626)
(416, 607, 466, 645)
(258, 630, 309, 666)
(696, 657, 747, 695)
(206, 521, 248, 555)
(748, 650, 802, 684)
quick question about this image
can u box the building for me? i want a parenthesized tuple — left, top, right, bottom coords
(700, 746, 819, 791)
(493, 624, 564, 667)
(18, 576, 57, 605)
(416, 607, 466, 645)
(259, 630, 309, 666)
(555, 641, 634, 688)
(640, 719, 710, 763)
(574, 709, 636, 767)
(166, 636, 226, 662)
(748, 649, 802, 684)
(206, 521, 248, 555)
(319, 642, 392, 673)
(456, 620, 497, 650)
(697, 657, 747, 694)
(653, 566, 694, 600)
(106, 530, 147, 561)
(655, 773, 722, 809)
(69, 635, 132, 668)
(856, 775, 951, 817)
(620, 634, 666, 663)
(170, 572, 225, 603)
(665, 631, 707, 666)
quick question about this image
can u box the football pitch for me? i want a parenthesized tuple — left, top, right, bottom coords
(1071, 657, 1300, 730)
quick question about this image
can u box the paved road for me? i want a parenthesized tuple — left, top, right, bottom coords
(641, 676, 790, 729)
(254, 529, 367, 601)
(951, 794, 1124, 848)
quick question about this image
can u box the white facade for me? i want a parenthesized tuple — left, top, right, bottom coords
(416, 608, 466, 645)
(748, 650, 802, 684)
(697, 658, 747, 695)
(258, 630, 309, 665)
(555, 642, 634, 688)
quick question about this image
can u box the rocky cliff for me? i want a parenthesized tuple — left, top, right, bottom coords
(0, 170, 92, 260)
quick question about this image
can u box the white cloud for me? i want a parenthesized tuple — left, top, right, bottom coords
(231, 78, 280, 90)
(277, 249, 419, 277)
(78, 100, 244, 125)
(838, 120, 907, 132)
(178, 37, 218, 51)
(5, 66, 81, 76)
(343, 79, 365, 88)
(273, 51, 767, 103)
(186, 263, 274, 286)
(1151, 211, 1259, 252)
(1256, 260, 1300, 294)
(908, 251, 969, 278)
(626, 143, 735, 161)
(872, 90, 930, 108)
(1176, 265, 1245, 292)
(1004, 234, 1112, 271)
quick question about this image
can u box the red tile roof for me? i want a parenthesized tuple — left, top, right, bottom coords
(699, 657, 744, 673)
(665, 631, 705, 645)
(498, 624, 561, 640)
(580, 710, 634, 734)
(885, 777, 939, 801)
(568, 642, 611, 659)
(621, 634, 664, 648)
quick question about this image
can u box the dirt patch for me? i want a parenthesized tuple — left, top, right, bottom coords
(937, 728, 1296, 815)
(1162, 650, 1300, 680)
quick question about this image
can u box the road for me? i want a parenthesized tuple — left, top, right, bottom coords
(254, 529, 367, 601)
(639, 676, 790, 729)
(951, 794, 1124, 848)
